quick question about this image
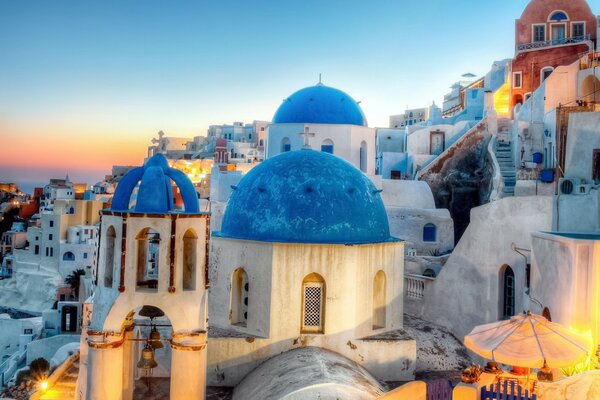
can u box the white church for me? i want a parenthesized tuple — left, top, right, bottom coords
(75, 82, 439, 399)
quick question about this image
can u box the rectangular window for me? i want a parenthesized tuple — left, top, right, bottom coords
(284, 144, 291, 152)
(321, 145, 333, 154)
(23, 329, 33, 335)
(50, 248, 53, 257)
(302, 282, 324, 333)
(34, 245, 39, 255)
(49, 221, 54, 228)
(593, 149, 600, 182)
(49, 234, 53, 240)
(45, 247, 49, 257)
(572, 22, 585, 38)
(83, 252, 88, 259)
(533, 24, 546, 42)
(513, 72, 522, 89)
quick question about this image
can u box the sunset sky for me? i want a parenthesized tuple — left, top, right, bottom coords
(0, 0, 572, 191)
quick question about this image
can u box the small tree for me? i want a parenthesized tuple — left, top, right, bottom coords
(64, 269, 86, 300)
(29, 357, 50, 380)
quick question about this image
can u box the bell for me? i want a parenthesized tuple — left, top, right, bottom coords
(138, 306, 165, 320)
(137, 345, 158, 370)
(149, 327, 163, 349)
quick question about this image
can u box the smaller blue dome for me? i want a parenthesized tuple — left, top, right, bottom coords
(218, 150, 395, 244)
(111, 154, 199, 214)
(273, 84, 367, 126)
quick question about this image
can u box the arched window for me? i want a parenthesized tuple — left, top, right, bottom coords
(549, 11, 568, 21)
(104, 226, 115, 288)
(230, 268, 249, 326)
(302, 273, 325, 333)
(63, 251, 75, 261)
(423, 223, 437, 242)
(542, 307, 552, 322)
(360, 141, 368, 173)
(540, 66, 554, 83)
(182, 229, 197, 291)
(321, 139, 334, 154)
(372, 271, 386, 330)
(281, 137, 291, 152)
(501, 265, 515, 319)
(136, 228, 160, 291)
(582, 75, 600, 104)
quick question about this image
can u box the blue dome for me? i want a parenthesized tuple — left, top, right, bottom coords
(111, 154, 200, 214)
(218, 150, 394, 244)
(273, 84, 367, 126)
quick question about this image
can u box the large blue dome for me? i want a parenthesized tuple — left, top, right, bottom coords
(218, 150, 394, 244)
(272, 84, 368, 126)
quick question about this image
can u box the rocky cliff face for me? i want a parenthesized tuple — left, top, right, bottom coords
(418, 120, 493, 243)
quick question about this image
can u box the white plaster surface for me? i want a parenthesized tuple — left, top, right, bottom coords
(232, 347, 385, 400)
(409, 196, 553, 341)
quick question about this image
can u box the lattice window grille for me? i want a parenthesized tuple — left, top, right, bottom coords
(302, 283, 323, 332)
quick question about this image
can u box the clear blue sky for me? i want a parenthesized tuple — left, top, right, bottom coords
(1, 0, 597, 188)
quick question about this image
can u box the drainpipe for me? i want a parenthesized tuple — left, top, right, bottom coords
(511, 243, 544, 311)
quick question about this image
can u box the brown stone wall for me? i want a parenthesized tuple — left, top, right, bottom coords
(512, 43, 591, 107)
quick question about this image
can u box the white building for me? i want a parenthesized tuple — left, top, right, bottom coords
(40, 178, 76, 211)
(266, 83, 375, 175)
(390, 107, 429, 129)
(2, 199, 103, 312)
(208, 149, 416, 390)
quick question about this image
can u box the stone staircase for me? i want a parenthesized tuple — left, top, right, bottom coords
(39, 359, 79, 400)
(495, 142, 516, 197)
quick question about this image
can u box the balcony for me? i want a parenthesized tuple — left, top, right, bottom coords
(516, 35, 591, 53)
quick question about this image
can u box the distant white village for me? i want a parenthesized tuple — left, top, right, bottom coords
(2, 0, 600, 399)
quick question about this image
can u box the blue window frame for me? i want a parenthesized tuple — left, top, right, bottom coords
(549, 11, 568, 21)
(423, 223, 437, 242)
(321, 145, 333, 154)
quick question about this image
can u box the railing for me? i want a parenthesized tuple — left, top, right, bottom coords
(481, 381, 537, 400)
(0, 348, 26, 387)
(404, 274, 434, 300)
(516, 35, 591, 52)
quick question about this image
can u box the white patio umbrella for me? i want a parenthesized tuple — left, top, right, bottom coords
(464, 312, 592, 368)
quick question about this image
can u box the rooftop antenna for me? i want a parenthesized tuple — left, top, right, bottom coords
(318, 73, 323, 86)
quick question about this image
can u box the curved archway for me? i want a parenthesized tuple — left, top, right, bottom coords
(321, 139, 334, 154)
(360, 141, 368, 172)
(302, 273, 325, 333)
(136, 228, 161, 292)
(542, 307, 552, 322)
(281, 137, 291, 152)
(372, 270, 386, 329)
(548, 10, 569, 21)
(230, 268, 249, 326)
(582, 74, 600, 104)
(500, 265, 515, 319)
(63, 251, 75, 261)
(104, 225, 116, 288)
(540, 66, 554, 83)
(182, 229, 197, 291)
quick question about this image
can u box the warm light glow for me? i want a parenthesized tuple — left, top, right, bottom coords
(40, 380, 48, 391)
(493, 81, 511, 118)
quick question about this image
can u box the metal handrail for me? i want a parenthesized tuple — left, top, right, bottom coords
(516, 35, 591, 52)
